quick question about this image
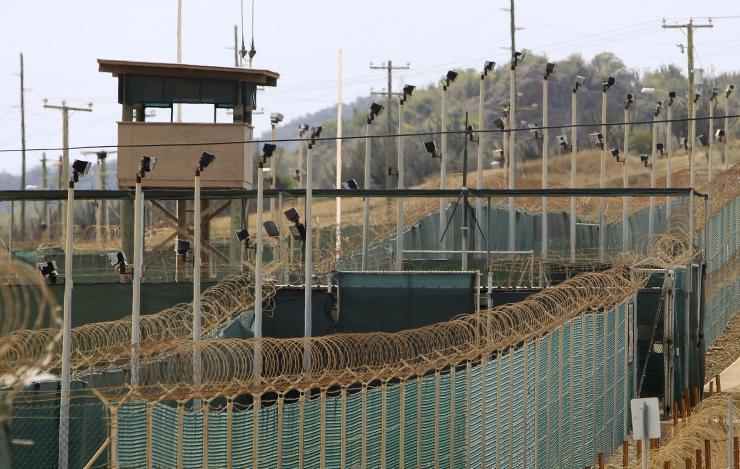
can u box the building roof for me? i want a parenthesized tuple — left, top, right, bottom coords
(98, 59, 279, 87)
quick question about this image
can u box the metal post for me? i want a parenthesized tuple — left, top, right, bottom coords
(58, 179, 75, 469)
(476, 74, 486, 251)
(193, 170, 202, 392)
(304, 143, 314, 372)
(462, 112, 470, 271)
(542, 72, 549, 265)
(570, 88, 578, 263)
(623, 105, 630, 252)
(724, 95, 731, 168)
(599, 89, 607, 261)
(729, 394, 735, 468)
(254, 158, 265, 383)
(666, 99, 673, 219)
(131, 177, 143, 386)
(508, 64, 517, 252)
(650, 111, 659, 243)
(396, 99, 405, 271)
(270, 126, 277, 224)
(641, 404, 649, 469)
(95, 157, 104, 247)
(709, 94, 715, 181)
(362, 122, 371, 270)
(439, 83, 448, 250)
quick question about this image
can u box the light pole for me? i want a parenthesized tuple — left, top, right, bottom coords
(623, 94, 635, 252)
(255, 143, 275, 383)
(58, 158, 91, 469)
(193, 151, 216, 396)
(508, 52, 523, 252)
(439, 70, 457, 250)
(709, 87, 719, 181)
(569, 77, 584, 263)
(724, 85, 735, 168)
(269, 113, 284, 222)
(131, 156, 156, 387)
(304, 126, 321, 372)
(649, 101, 662, 244)
(396, 85, 415, 270)
(599, 76, 615, 261)
(298, 124, 309, 189)
(541, 62, 555, 263)
(476, 62, 495, 251)
(361, 103, 383, 271)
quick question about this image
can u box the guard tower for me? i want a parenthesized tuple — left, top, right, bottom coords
(98, 59, 279, 274)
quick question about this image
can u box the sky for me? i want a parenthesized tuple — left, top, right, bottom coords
(1, 0, 739, 176)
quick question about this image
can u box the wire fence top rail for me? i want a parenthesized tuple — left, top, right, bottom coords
(0, 187, 705, 202)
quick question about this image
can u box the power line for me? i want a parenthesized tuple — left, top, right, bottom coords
(0, 113, 735, 154)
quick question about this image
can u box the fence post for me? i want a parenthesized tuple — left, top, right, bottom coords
(226, 397, 233, 469)
(202, 399, 209, 468)
(252, 395, 260, 469)
(449, 367, 456, 469)
(176, 401, 184, 469)
(705, 439, 711, 469)
(362, 385, 368, 469)
(146, 403, 153, 469)
(434, 370, 441, 469)
(417, 376, 423, 469)
(465, 361, 472, 469)
(276, 394, 284, 469)
(340, 388, 347, 469)
(110, 404, 119, 469)
(399, 380, 406, 469)
(320, 389, 327, 469)
(729, 394, 735, 469)
(299, 392, 305, 469)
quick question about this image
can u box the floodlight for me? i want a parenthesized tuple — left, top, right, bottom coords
(716, 129, 726, 142)
(466, 125, 479, 143)
(298, 124, 310, 136)
(342, 178, 360, 190)
(40, 223, 48, 232)
(602, 76, 615, 92)
(139, 156, 157, 174)
(108, 251, 127, 267)
(310, 126, 322, 142)
(492, 148, 505, 166)
(680, 137, 688, 150)
(668, 91, 677, 99)
(573, 76, 585, 92)
(512, 51, 524, 68)
(37, 261, 58, 283)
(263, 221, 280, 238)
(697, 134, 709, 147)
(640, 154, 650, 167)
(289, 223, 307, 242)
(727, 85, 735, 98)
(528, 123, 541, 139)
(589, 132, 604, 148)
(492, 118, 505, 131)
(71, 159, 91, 178)
(654, 102, 662, 116)
(641, 87, 655, 94)
(482, 61, 495, 77)
(556, 135, 569, 148)
(446, 70, 458, 84)
(96, 151, 109, 160)
(368, 102, 384, 123)
(235, 228, 250, 242)
(292, 169, 300, 182)
(656, 143, 664, 155)
(611, 148, 621, 162)
(625, 93, 635, 109)
(694, 91, 702, 103)
(711, 88, 720, 100)
(270, 112, 284, 126)
(403, 84, 416, 97)
(175, 239, 191, 256)
(262, 143, 277, 158)
(198, 152, 216, 171)
(284, 208, 301, 224)
(544, 62, 556, 79)
(424, 140, 441, 159)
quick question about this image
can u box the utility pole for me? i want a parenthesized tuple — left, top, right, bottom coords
(176, 0, 183, 121)
(19, 53, 27, 240)
(233, 25, 239, 67)
(510, 0, 516, 57)
(370, 60, 410, 193)
(44, 101, 93, 228)
(662, 18, 713, 188)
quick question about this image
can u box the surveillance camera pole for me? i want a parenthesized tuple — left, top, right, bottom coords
(193, 167, 203, 403)
(666, 97, 674, 220)
(476, 72, 487, 252)
(395, 97, 406, 271)
(623, 102, 631, 252)
(724, 92, 732, 168)
(361, 120, 372, 271)
(461, 113, 470, 271)
(131, 170, 145, 387)
(304, 140, 314, 373)
(541, 69, 550, 272)
(439, 81, 449, 251)
(270, 124, 278, 225)
(598, 87, 608, 262)
(58, 172, 78, 469)
(709, 93, 716, 181)
(254, 158, 265, 384)
(649, 108, 660, 244)
(570, 85, 578, 263)
(508, 59, 518, 252)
